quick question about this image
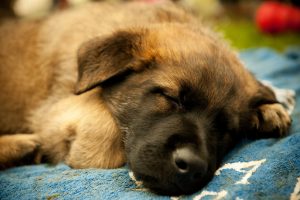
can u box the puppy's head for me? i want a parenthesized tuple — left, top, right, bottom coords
(75, 24, 275, 195)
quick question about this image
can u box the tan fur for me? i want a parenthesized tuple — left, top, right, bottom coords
(0, 20, 51, 133)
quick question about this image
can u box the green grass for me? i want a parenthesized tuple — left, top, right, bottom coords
(214, 19, 300, 51)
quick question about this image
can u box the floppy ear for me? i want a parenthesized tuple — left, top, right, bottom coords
(75, 30, 147, 95)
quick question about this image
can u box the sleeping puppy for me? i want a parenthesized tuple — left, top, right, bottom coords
(0, 1, 291, 195)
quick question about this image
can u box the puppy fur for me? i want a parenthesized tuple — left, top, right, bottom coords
(0, 1, 291, 195)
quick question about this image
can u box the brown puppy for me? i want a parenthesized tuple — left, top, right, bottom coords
(0, 1, 291, 195)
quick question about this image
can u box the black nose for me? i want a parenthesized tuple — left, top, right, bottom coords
(172, 147, 207, 192)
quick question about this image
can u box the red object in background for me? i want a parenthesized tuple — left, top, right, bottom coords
(256, 2, 300, 34)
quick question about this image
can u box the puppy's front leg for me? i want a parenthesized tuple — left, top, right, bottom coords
(65, 123, 125, 169)
(36, 89, 125, 169)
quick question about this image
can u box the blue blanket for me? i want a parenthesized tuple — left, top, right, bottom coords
(1, 48, 300, 200)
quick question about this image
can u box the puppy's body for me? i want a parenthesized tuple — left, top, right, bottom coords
(0, 2, 291, 195)
(0, 2, 187, 159)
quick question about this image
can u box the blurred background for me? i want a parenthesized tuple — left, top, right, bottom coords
(0, 0, 299, 51)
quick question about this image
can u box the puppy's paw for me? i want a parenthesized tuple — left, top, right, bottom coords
(261, 81, 296, 115)
(0, 134, 40, 165)
(13, 134, 40, 157)
(252, 103, 291, 138)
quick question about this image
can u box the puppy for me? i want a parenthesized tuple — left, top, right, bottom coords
(0, 1, 291, 195)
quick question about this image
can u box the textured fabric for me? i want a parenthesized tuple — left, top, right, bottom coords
(1, 48, 300, 200)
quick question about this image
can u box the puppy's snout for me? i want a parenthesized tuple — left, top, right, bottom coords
(172, 147, 207, 191)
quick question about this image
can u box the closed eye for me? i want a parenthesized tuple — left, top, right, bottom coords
(150, 87, 181, 108)
(162, 93, 180, 106)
